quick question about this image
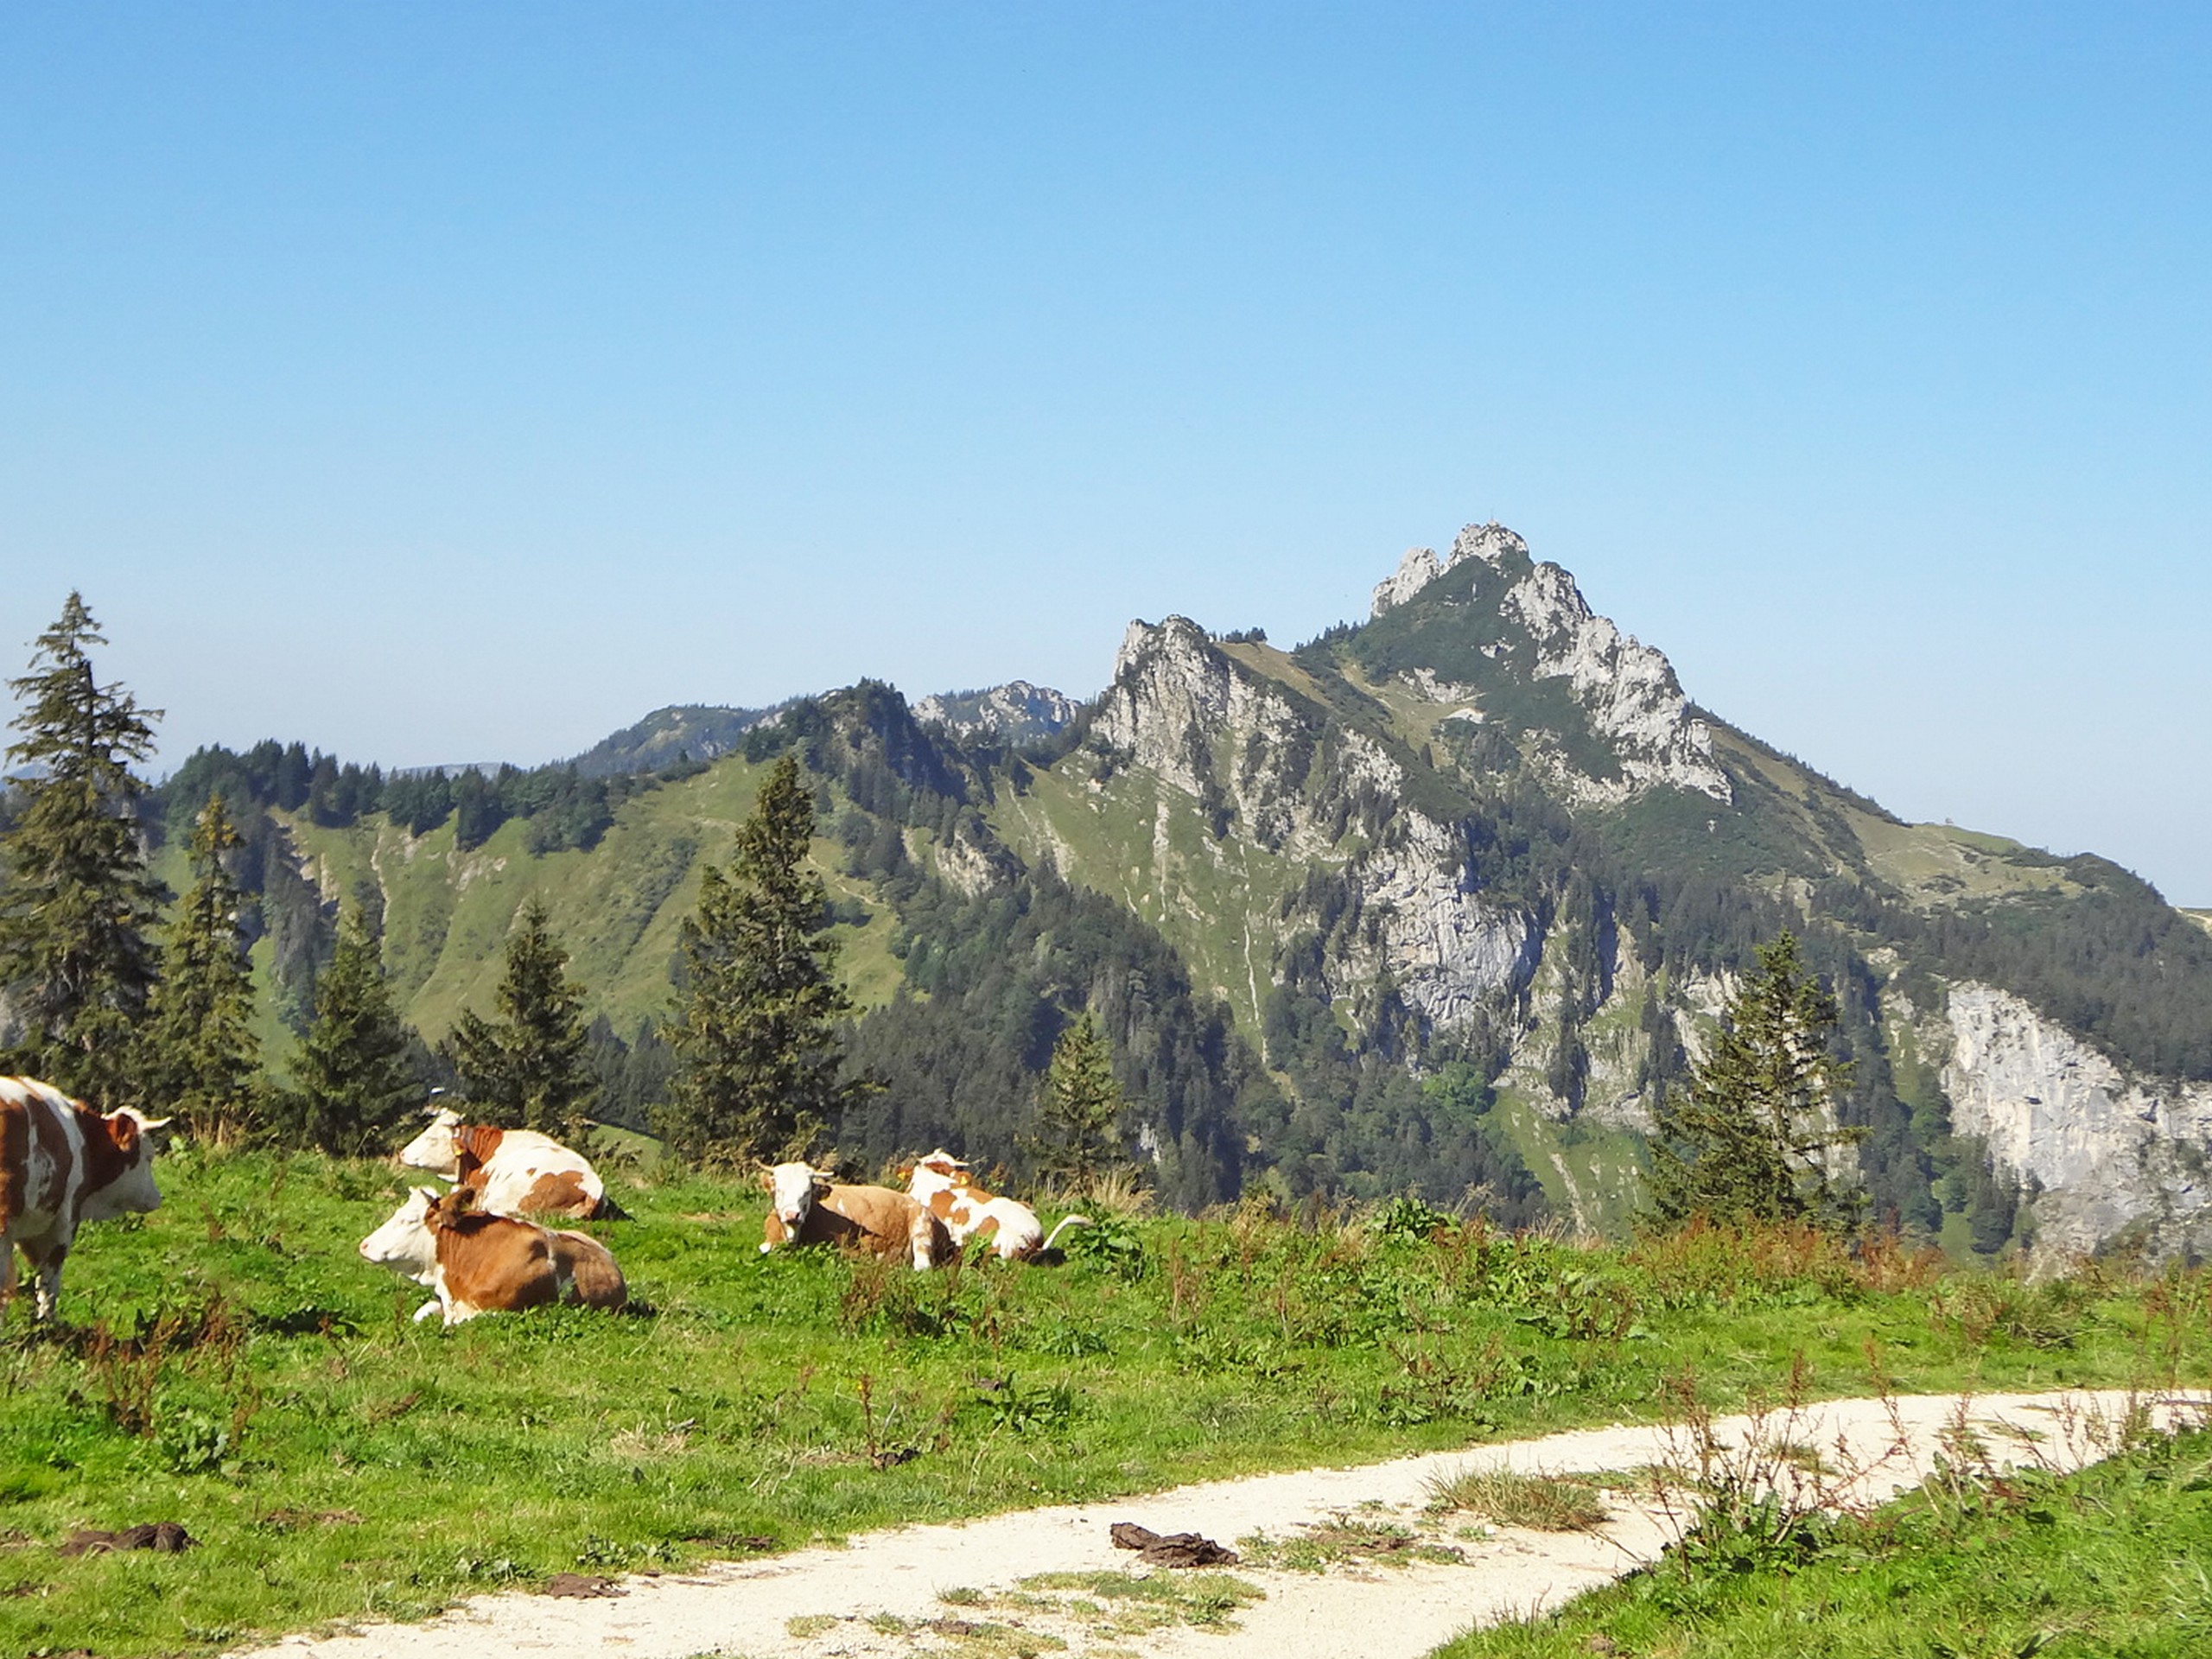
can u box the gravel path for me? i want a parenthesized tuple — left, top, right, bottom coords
(232, 1389, 2204, 1659)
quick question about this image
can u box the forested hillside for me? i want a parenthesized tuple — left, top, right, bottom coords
(104, 525, 2212, 1256)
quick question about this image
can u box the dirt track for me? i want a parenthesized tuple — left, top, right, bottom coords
(232, 1389, 2205, 1659)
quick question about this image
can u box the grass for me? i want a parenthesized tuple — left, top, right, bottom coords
(1237, 1516, 1467, 1571)
(0, 1153, 2205, 1656)
(1422, 1468, 1609, 1532)
(1430, 1420, 2212, 1658)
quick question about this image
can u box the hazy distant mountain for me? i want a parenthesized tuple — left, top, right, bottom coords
(567, 702, 780, 778)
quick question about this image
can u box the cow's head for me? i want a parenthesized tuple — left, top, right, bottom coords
(906, 1149, 969, 1198)
(397, 1107, 465, 1176)
(760, 1161, 830, 1230)
(78, 1107, 169, 1222)
(359, 1187, 442, 1282)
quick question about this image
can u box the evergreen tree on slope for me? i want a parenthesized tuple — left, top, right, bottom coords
(1025, 1011, 1131, 1190)
(295, 905, 420, 1155)
(144, 795, 261, 1141)
(658, 752, 866, 1167)
(0, 594, 166, 1099)
(1646, 930, 1864, 1230)
(448, 899, 594, 1139)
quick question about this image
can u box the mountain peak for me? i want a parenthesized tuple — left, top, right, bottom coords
(1370, 522, 1530, 617)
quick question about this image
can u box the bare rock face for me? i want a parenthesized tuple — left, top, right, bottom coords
(1496, 562, 1731, 804)
(1373, 523, 1729, 805)
(1941, 982, 2212, 1260)
(1096, 616, 1536, 1034)
(914, 681, 1079, 744)
(1369, 524, 1530, 617)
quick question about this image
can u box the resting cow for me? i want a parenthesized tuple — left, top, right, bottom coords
(759, 1161, 950, 1270)
(905, 1148, 1088, 1262)
(2, 1077, 167, 1325)
(358, 1187, 627, 1325)
(398, 1107, 609, 1219)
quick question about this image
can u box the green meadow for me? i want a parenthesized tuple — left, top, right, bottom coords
(2, 1150, 2207, 1657)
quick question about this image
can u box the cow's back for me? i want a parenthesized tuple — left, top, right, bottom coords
(433, 1212, 562, 1318)
(460, 1128, 605, 1220)
(1, 1079, 79, 1242)
(817, 1183, 924, 1255)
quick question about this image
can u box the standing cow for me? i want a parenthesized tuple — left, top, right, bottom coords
(397, 1107, 609, 1220)
(1, 1077, 167, 1324)
(359, 1186, 627, 1325)
(760, 1161, 950, 1269)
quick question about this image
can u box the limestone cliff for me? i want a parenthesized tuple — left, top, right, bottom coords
(1939, 982, 2212, 1260)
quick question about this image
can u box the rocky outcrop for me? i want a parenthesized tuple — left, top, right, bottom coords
(1374, 524, 1729, 804)
(1941, 982, 2212, 1260)
(1369, 523, 1530, 617)
(1096, 616, 1536, 1032)
(1496, 560, 1731, 804)
(913, 681, 1079, 745)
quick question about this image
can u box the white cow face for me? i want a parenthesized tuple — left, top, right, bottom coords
(397, 1108, 464, 1176)
(763, 1161, 829, 1229)
(359, 1189, 441, 1285)
(77, 1109, 168, 1224)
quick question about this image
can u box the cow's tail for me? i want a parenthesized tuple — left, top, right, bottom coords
(1037, 1214, 1091, 1255)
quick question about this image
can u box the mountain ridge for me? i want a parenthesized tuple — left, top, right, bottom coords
(153, 523, 2212, 1258)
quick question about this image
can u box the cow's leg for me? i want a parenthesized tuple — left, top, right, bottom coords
(20, 1235, 68, 1324)
(909, 1210, 937, 1271)
(411, 1299, 443, 1324)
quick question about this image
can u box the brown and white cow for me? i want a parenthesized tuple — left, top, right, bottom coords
(904, 1148, 1088, 1262)
(397, 1108, 608, 1219)
(358, 1186, 627, 1325)
(759, 1160, 950, 1270)
(1, 1077, 168, 1324)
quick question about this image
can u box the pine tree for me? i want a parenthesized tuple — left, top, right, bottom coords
(0, 593, 167, 1099)
(1025, 1012, 1129, 1188)
(144, 795, 262, 1141)
(656, 752, 865, 1167)
(448, 899, 594, 1138)
(1646, 931, 1864, 1230)
(293, 905, 420, 1155)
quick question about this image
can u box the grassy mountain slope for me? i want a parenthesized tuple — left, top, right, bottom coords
(270, 756, 903, 1051)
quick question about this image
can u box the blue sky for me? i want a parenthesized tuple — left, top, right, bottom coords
(4, 4, 2208, 901)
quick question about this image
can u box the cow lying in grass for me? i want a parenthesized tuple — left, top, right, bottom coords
(2, 1077, 168, 1325)
(397, 1107, 610, 1220)
(904, 1148, 1088, 1262)
(759, 1160, 950, 1269)
(359, 1187, 627, 1325)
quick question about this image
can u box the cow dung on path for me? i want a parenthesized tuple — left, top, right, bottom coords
(1108, 1521, 1240, 1567)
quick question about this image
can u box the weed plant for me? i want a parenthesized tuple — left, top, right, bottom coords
(0, 1148, 2205, 1656)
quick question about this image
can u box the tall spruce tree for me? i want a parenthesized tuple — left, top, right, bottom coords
(144, 795, 261, 1141)
(1646, 931, 1864, 1230)
(1024, 1011, 1129, 1189)
(294, 905, 420, 1155)
(657, 752, 865, 1167)
(448, 899, 594, 1138)
(0, 593, 167, 1099)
